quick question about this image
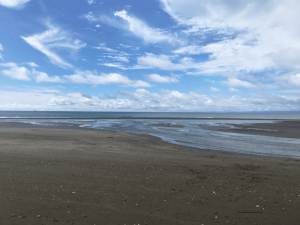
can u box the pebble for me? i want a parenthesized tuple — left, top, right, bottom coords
(37, 215, 41, 218)
(256, 205, 259, 207)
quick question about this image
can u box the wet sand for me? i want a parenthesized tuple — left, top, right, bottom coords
(1, 122, 300, 225)
(198, 120, 300, 139)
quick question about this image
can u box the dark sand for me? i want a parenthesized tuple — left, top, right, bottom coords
(1, 122, 300, 225)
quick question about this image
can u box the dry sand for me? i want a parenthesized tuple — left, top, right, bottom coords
(1, 122, 300, 225)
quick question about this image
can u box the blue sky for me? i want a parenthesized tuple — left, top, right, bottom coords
(1, 0, 300, 111)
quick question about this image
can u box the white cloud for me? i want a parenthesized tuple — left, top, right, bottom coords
(277, 73, 300, 87)
(32, 69, 64, 83)
(286, 74, 300, 86)
(0, 63, 30, 81)
(160, 0, 281, 33)
(82, 12, 98, 22)
(21, 22, 86, 68)
(26, 62, 39, 67)
(119, 89, 160, 100)
(114, 10, 173, 43)
(3, 88, 300, 111)
(86, 0, 95, 5)
(100, 63, 128, 70)
(63, 71, 151, 87)
(63, 74, 88, 84)
(268, 48, 300, 72)
(147, 74, 178, 83)
(94, 43, 118, 52)
(210, 87, 221, 92)
(82, 12, 124, 29)
(160, 0, 300, 76)
(222, 78, 256, 89)
(0, 65, 151, 86)
(0, 61, 147, 87)
(2, 89, 207, 111)
(119, 44, 132, 49)
(128, 80, 151, 88)
(173, 46, 202, 55)
(105, 56, 129, 63)
(229, 87, 239, 92)
(0, 62, 67, 83)
(94, 47, 117, 52)
(0, 62, 18, 67)
(119, 89, 211, 110)
(1, 66, 30, 81)
(136, 53, 202, 71)
(0, 0, 30, 9)
(137, 53, 180, 70)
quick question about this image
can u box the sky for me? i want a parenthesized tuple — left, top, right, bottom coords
(1, 0, 300, 111)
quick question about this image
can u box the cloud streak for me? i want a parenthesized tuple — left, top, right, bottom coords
(147, 74, 178, 83)
(114, 10, 173, 43)
(82, 10, 175, 44)
(21, 22, 86, 68)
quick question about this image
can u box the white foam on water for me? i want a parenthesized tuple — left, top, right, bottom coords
(79, 124, 90, 128)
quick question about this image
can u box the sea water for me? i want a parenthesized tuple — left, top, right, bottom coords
(1, 111, 300, 159)
(1, 111, 300, 119)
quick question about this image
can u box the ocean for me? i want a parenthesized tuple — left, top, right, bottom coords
(1, 111, 300, 119)
(1, 111, 300, 159)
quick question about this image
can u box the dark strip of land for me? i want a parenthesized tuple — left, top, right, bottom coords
(0, 117, 288, 120)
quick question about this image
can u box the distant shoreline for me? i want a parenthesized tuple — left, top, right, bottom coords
(0, 117, 291, 120)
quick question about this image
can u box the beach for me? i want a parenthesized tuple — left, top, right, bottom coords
(1, 122, 300, 224)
